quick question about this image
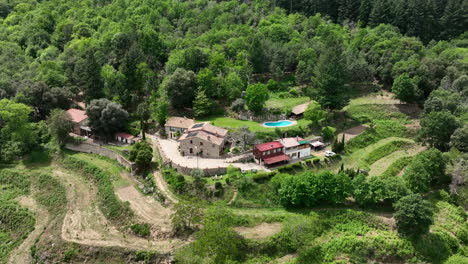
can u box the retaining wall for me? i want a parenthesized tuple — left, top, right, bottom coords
(65, 141, 136, 171)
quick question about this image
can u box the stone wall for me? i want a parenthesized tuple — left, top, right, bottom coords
(65, 141, 136, 171)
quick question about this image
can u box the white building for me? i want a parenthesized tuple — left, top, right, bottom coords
(277, 137, 311, 160)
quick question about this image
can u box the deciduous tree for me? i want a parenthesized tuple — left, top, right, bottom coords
(418, 110, 459, 150)
(245, 83, 269, 114)
(394, 194, 433, 236)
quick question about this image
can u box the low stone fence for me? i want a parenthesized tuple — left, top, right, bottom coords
(65, 141, 136, 171)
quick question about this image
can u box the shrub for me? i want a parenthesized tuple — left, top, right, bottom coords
(277, 162, 304, 173)
(346, 121, 408, 153)
(381, 157, 413, 178)
(131, 223, 151, 237)
(252, 171, 277, 182)
(33, 173, 66, 213)
(364, 140, 411, 165)
(394, 194, 433, 236)
(278, 171, 352, 208)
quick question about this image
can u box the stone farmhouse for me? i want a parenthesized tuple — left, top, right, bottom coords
(179, 122, 228, 158)
(165, 117, 195, 139)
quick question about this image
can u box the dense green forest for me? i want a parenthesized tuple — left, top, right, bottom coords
(0, 0, 467, 263)
(0, 0, 467, 158)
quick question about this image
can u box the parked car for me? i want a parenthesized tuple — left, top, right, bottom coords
(325, 150, 336, 157)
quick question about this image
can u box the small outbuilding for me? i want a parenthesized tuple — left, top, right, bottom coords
(115, 132, 139, 145)
(290, 102, 310, 119)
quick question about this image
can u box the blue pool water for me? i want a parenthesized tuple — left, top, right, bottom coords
(263, 120, 294, 127)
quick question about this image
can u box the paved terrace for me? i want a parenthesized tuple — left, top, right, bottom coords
(148, 135, 268, 172)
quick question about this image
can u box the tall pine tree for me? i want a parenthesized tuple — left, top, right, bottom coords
(369, 0, 394, 26)
(313, 31, 349, 110)
(358, 0, 373, 27)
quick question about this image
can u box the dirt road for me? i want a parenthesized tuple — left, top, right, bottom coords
(153, 170, 179, 204)
(55, 170, 182, 252)
(116, 172, 178, 238)
(8, 196, 49, 264)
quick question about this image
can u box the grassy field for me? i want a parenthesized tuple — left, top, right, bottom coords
(265, 96, 309, 111)
(64, 152, 130, 188)
(104, 144, 131, 159)
(197, 116, 311, 132)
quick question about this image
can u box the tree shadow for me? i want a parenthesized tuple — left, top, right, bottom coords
(410, 232, 453, 264)
(23, 149, 52, 170)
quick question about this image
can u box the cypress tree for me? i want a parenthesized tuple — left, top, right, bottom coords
(369, 0, 394, 26)
(358, 0, 373, 27)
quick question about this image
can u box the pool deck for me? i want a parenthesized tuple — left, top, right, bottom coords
(261, 120, 298, 128)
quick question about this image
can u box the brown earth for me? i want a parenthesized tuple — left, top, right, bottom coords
(115, 171, 177, 239)
(54, 170, 184, 253)
(235, 222, 283, 240)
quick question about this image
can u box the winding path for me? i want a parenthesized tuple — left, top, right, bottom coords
(153, 170, 180, 204)
(368, 146, 425, 176)
(8, 196, 49, 264)
(54, 169, 183, 252)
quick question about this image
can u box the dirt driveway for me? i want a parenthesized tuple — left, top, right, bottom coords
(55, 169, 183, 252)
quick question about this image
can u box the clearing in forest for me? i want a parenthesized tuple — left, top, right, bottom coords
(235, 222, 283, 240)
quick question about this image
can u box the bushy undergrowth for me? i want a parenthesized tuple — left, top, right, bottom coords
(364, 140, 413, 165)
(62, 155, 133, 225)
(0, 202, 35, 262)
(346, 120, 408, 153)
(381, 156, 414, 178)
(346, 104, 409, 124)
(230, 172, 281, 208)
(0, 169, 35, 262)
(33, 173, 67, 214)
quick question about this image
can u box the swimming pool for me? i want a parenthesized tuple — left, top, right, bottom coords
(263, 120, 296, 127)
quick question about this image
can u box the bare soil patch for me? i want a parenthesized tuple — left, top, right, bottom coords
(115, 172, 175, 239)
(54, 170, 183, 253)
(8, 196, 49, 264)
(338, 125, 369, 142)
(235, 222, 283, 240)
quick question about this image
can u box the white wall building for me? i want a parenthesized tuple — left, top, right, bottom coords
(277, 137, 311, 160)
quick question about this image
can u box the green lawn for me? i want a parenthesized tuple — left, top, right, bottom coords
(66, 152, 130, 188)
(197, 116, 312, 132)
(265, 96, 309, 111)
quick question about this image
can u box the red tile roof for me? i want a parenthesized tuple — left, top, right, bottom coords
(115, 132, 135, 140)
(255, 141, 284, 152)
(66, 108, 88, 123)
(263, 153, 289, 165)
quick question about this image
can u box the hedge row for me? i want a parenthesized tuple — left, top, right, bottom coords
(364, 140, 412, 165)
(62, 155, 133, 225)
(381, 157, 414, 178)
(346, 121, 408, 153)
(252, 171, 278, 182)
